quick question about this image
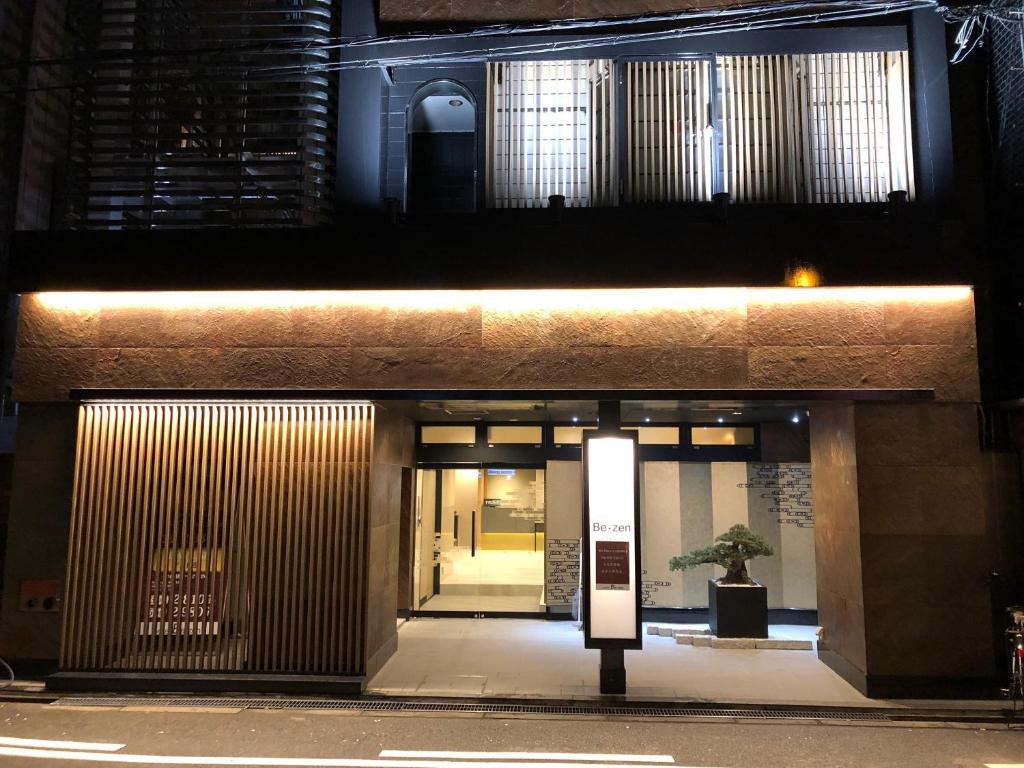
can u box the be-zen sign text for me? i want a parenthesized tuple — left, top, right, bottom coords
(582, 431, 642, 649)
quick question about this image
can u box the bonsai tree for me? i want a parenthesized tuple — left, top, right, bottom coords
(669, 524, 774, 585)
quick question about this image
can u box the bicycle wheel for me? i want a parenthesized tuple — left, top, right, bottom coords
(1013, 654, 1024, 714)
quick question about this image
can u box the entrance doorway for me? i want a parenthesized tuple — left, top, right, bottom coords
(407, 80, 477, 213)
(413, 467, 546, 615)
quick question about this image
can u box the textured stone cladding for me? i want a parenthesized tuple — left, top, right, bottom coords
(380, 0, 756, 23)
(15, 288, 979, 402)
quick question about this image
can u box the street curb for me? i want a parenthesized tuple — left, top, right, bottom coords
(7, 690, 1019, 725)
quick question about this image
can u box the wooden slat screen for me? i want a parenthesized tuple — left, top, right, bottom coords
(60, 401, 374, 676)
(717, 52, 915, 203)
(487, 60, 614, 208)
(625, 60, 713, 203)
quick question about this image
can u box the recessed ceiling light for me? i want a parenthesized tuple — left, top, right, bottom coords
(644, 417, 651, 423)
(449, 99, 464, 107)
(732, 411, 742, 416)
(571, 416, 579, 423)
(717, 417, 725, 423)
(792, 415, 800, 423)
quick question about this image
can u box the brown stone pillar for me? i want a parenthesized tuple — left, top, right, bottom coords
(364, 405, 416, 681)
(811, 402, 998, 698)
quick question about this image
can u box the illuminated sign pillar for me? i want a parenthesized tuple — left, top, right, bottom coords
(582, 400, 642, 695)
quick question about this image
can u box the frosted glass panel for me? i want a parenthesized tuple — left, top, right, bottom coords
(691, 426, 755, 446)
(487, 425, 543, 444)
(553, 425, 596, 444)
(421, 425, 477, 444)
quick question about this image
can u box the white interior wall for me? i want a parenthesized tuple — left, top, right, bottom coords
(543, 460, 816, 610)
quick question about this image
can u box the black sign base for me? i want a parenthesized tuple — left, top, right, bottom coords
(599, 648, 625, 694)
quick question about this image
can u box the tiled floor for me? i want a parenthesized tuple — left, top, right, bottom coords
(367, 617, 877, 706)
(439, 548, 544, 585)
(422, 548, 546, 613)
(418, 593, 544, 612)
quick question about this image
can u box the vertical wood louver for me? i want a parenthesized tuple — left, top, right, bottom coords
(717, 52, 915, 203)
(60, 401, 374, 676)
(625, 59, 713, 203)
(486, 60, 615, 208)
(486, 51, 915, 208)
(66, 1, 338, 229)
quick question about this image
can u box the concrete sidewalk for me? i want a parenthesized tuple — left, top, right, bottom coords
(0, 619, 1009, 714)
(367, 619, 1007, 711)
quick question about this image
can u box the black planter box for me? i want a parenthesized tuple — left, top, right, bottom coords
(708, 579, 768, 638)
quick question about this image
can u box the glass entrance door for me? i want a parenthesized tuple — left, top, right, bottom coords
(413, 466, 546, 615)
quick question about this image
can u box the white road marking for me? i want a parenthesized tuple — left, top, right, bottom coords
(379, 753, 673, 764)
(0, 749, 723, 768)
(0, 737, 126, 752)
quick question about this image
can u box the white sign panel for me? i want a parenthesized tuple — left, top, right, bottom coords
(584, 433, 641, 648)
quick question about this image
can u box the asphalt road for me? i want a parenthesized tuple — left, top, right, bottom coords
(0, 700, 1021, 768)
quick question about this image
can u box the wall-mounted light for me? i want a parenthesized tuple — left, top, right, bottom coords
(785, 264, 823, 288)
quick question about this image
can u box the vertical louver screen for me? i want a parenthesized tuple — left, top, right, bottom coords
(717, 52, 915, 203)
(66, 1, 338, 229)
(625, 60, 714, 203)
(60, 402, 374, 675)
(486, 60, 615, 207)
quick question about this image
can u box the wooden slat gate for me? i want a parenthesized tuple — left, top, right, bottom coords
(60, 401, 374, 676)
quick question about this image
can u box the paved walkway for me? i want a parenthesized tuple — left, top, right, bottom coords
(368, 618, 873, 706)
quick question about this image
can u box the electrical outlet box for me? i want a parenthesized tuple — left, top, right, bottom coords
(19, 579, 61, 612)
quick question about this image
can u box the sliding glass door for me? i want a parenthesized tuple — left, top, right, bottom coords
(413, 466, 546, 616)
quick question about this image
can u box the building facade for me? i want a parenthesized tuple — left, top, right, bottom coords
(0, 0, 1021, 699)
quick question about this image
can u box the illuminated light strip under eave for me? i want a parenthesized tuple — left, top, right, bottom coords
(0, 737, 126, 752)
(32, 286, 974, 314)
(78, 399, 374, 407)
(0, 750, 725, 768)
(378, 753, 673, 763)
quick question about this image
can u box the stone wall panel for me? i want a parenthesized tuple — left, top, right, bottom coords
(482, 305, 747, 348)
(747, 299, 885, 347)
(856, 464, 991, 537)
(448, 0, 574, 22)
(860, 532, 992, 677)
(748, 346, 892, 389)
(853, 402, 979, 468)
(886, 344, 980, 401)
(348, 306, 482, 348)
(381, 0, 756, 22)
(14, 289, 979, 401)
(883, 297, 976, 346)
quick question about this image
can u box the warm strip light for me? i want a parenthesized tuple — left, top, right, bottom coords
(81, 399, 373, 407)
(35, 290, 479, 313)
(745, 286, 972, 305)
(379, 753, 673, 764)
(0, 749, 713, 767)
(0, 736, 125, 752)
(34, 286, 972, 313)
(482, 288, 745, 312)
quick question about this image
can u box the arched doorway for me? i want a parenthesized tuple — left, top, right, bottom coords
(407, 80, 477, 213)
